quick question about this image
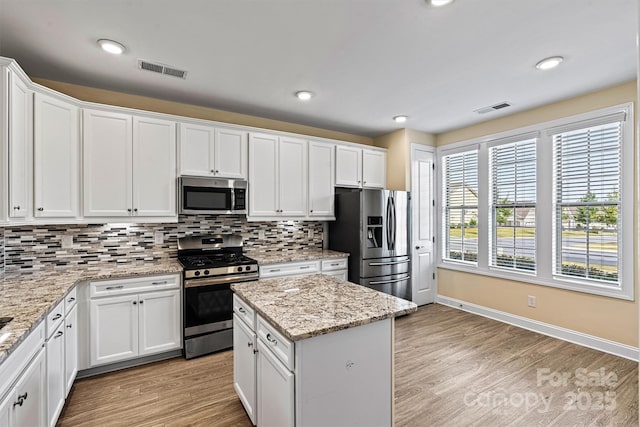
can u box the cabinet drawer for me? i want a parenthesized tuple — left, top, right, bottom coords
(257, 316, 294, 371)
(46, 299, 65, 338)
(322, 270, 347, 282)
(321, 258, 348, 271)
(233, 294, 255, 330)
(90, 274, 180, 298)
(64, 286, 77, 314)
(259, 261, 320, 279)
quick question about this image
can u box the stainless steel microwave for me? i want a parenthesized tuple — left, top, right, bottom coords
(179, 177, 247, 215)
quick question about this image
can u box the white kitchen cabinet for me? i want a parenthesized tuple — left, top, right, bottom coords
(89, 275, 181, 367)
(34, 92, 79, 218)
(260, 257, 348, 281)
(257, 339, 295, 427)
(64, 304, 78, 396)
(308, 141, 335, 218)
(83, 108, 176, 218)
(179, 123, 247, 179)
(46, 323, 65, 427)
(0, 348, 46, 427)
(248, 133, 307, 218)
(7, 69, 32, 219)
(335, 145, 386, 189)
(90, 294, 139, 366)
(233, 313, 257, 425)
(138, 289, 181, 356)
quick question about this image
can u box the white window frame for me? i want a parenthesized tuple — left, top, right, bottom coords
(437, 103, 634, 300)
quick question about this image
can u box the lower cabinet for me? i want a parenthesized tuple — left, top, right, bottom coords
(46, 323, 66, 427)
(259, 257, 349, 282)
(0, 348, 47, 427)
(89, 275, 181, 367)
(232, 314, 257, 425)
(64, 304, 78, 396)
(257, 339, 295, 427)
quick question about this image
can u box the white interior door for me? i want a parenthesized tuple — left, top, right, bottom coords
(411, 144, 436, 306)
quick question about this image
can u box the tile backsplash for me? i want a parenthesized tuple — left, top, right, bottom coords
(1, 215, 324, 274)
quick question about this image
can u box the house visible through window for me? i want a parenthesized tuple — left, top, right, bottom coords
(553, 121, 622, 284)
(489, 139, 536, 272)
(443, 149, 478, 263)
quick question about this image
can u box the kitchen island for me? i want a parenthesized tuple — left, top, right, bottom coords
(231, 274, 416, 427)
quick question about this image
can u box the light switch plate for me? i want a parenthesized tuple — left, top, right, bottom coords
(61, 235, 73, 249)
(154, 231, 164, 245)
(308, 229, 314, 239)
(258, 230, 266, 240)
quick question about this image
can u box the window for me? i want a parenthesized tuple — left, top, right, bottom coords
(489, 139, 536, 272)
(443, 149, 478, 263)
(437, 104, 633, 300)
(553, 121, 622, 284)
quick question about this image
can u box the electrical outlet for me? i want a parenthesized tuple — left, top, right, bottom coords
(154, 231, 164, 245)
(527, 295, 536, 308)
(308, 229, 314, 239)
(258, 230, 266, 240)
(61, 235, 73, 249)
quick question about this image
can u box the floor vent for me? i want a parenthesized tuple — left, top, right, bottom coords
(474, 102, 512, 114)
(138, 60, 188, 79)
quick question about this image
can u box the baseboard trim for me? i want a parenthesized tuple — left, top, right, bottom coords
(436, 295, 639, 362)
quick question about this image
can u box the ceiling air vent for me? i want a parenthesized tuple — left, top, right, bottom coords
(138, 59, 188, 79)
(474, 102, 512, 114)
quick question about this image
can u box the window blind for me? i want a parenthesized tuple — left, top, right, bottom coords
(553, 121, 622, 283)
(443, 149, 478, 263)
(489, 139, 536, 271)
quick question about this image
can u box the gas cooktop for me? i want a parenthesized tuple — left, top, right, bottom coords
(178, 253, 257, 270)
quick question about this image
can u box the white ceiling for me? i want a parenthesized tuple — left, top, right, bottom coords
(0, 0, 636, 137)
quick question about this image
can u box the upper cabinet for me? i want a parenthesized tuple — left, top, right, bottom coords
(308, 141, 335, 219)
(83, 108, 176, 218)
(33, 93, 79, 218)
(336, 146, 386, 189)
(7, 69, 32, 220)
(249, 133, 307, 218)
(178, 122, 247, 179)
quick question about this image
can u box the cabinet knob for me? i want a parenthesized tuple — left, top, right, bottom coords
(127, 208, 132, 213)
(133, 301, 137, 305)
(13, 206, 20, 210)
(133, 208, 138, 213)
(215, 170, 219, 174)
(310, 209, 313, 213)
(67, 324, 73, 329)
(247, 342, 253, 348)
(415, 245, 423, 250)
(38, 207, 44, 211)
(139, 300, 144, 304)
(211, 169, 215, 174)
(363, 181, 367, 185)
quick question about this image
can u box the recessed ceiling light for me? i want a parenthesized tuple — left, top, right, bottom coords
(97, 39, 126, 55)
(393, 115, 408, 123)
(428, 0, 454, 6)
(535, 56, 564, 70)
(295, 91, 314, 101)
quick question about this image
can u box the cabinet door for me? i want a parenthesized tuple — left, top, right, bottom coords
(362, 149, 386, 189)
(278, 137, 307, 217)
(83, 109, 133, 217)
(10, 348, 46, 427)
(8, 71, 32, 219)
(138, 289, 181, 356)
(215, 128, 247, 179)
(257, 340, 294, 427)
(308, 141, 334, 217)
(233, 314, 257, 425)
(90, 294, 138, 366)
(248, 133, 278, 217)
(132, 116, 177, 217)
(64, 304, 78, 397)
(46, 325, 65, 427)
(34, 93, 79, 217)
(178, 122, 214, 177)
(335, 146, 362, 188)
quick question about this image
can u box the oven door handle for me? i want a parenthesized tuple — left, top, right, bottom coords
(184, 273, 259, 288)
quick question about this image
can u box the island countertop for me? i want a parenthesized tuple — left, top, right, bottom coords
(231, 274, 417, 341)
(245, 249, 348, 266)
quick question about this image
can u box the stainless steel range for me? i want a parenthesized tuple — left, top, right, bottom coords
(177, 234, 259, 359)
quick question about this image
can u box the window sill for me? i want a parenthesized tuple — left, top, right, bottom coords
(437, 262, 633, 301)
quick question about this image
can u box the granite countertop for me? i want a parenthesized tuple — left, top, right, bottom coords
(232, 274, 417, 341)
(246, 248, 348, 265)
(0, 261, 183, 366)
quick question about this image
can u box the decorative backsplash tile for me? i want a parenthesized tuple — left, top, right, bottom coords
(1, 216, 324, 274)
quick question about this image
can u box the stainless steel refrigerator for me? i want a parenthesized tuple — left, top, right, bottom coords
(328, 189, 411, 300)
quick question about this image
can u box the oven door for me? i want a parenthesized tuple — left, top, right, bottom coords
(184, 280, 234, 338)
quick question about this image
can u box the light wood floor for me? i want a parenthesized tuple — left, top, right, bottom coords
(58, 304, 638, 426)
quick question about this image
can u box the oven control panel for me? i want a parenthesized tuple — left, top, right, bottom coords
(185, 264, 259, 279)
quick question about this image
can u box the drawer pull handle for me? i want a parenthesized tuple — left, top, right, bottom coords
(52, 314, 62, 321)
(331, 263, 340, 266)
(152, 281, 168, 285)
(68, 297, 76, 302)
(238, 307, 246, 314)
(300, 266, 310, 270)
(106, 285, 124, 290)
(247, 342, 253, 348)
(67, 324, 73, 329)
(270, 269, 281, 272)
(54, 330, 64, 338)
(266, 333, 277, 345)
(13, 393, 27, 408)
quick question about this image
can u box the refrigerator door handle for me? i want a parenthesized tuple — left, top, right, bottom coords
(386, 195, 392, 251)
(389, 194, 397, 250)
(368, 260, 410, 266)
(369, 275, 410, 286)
